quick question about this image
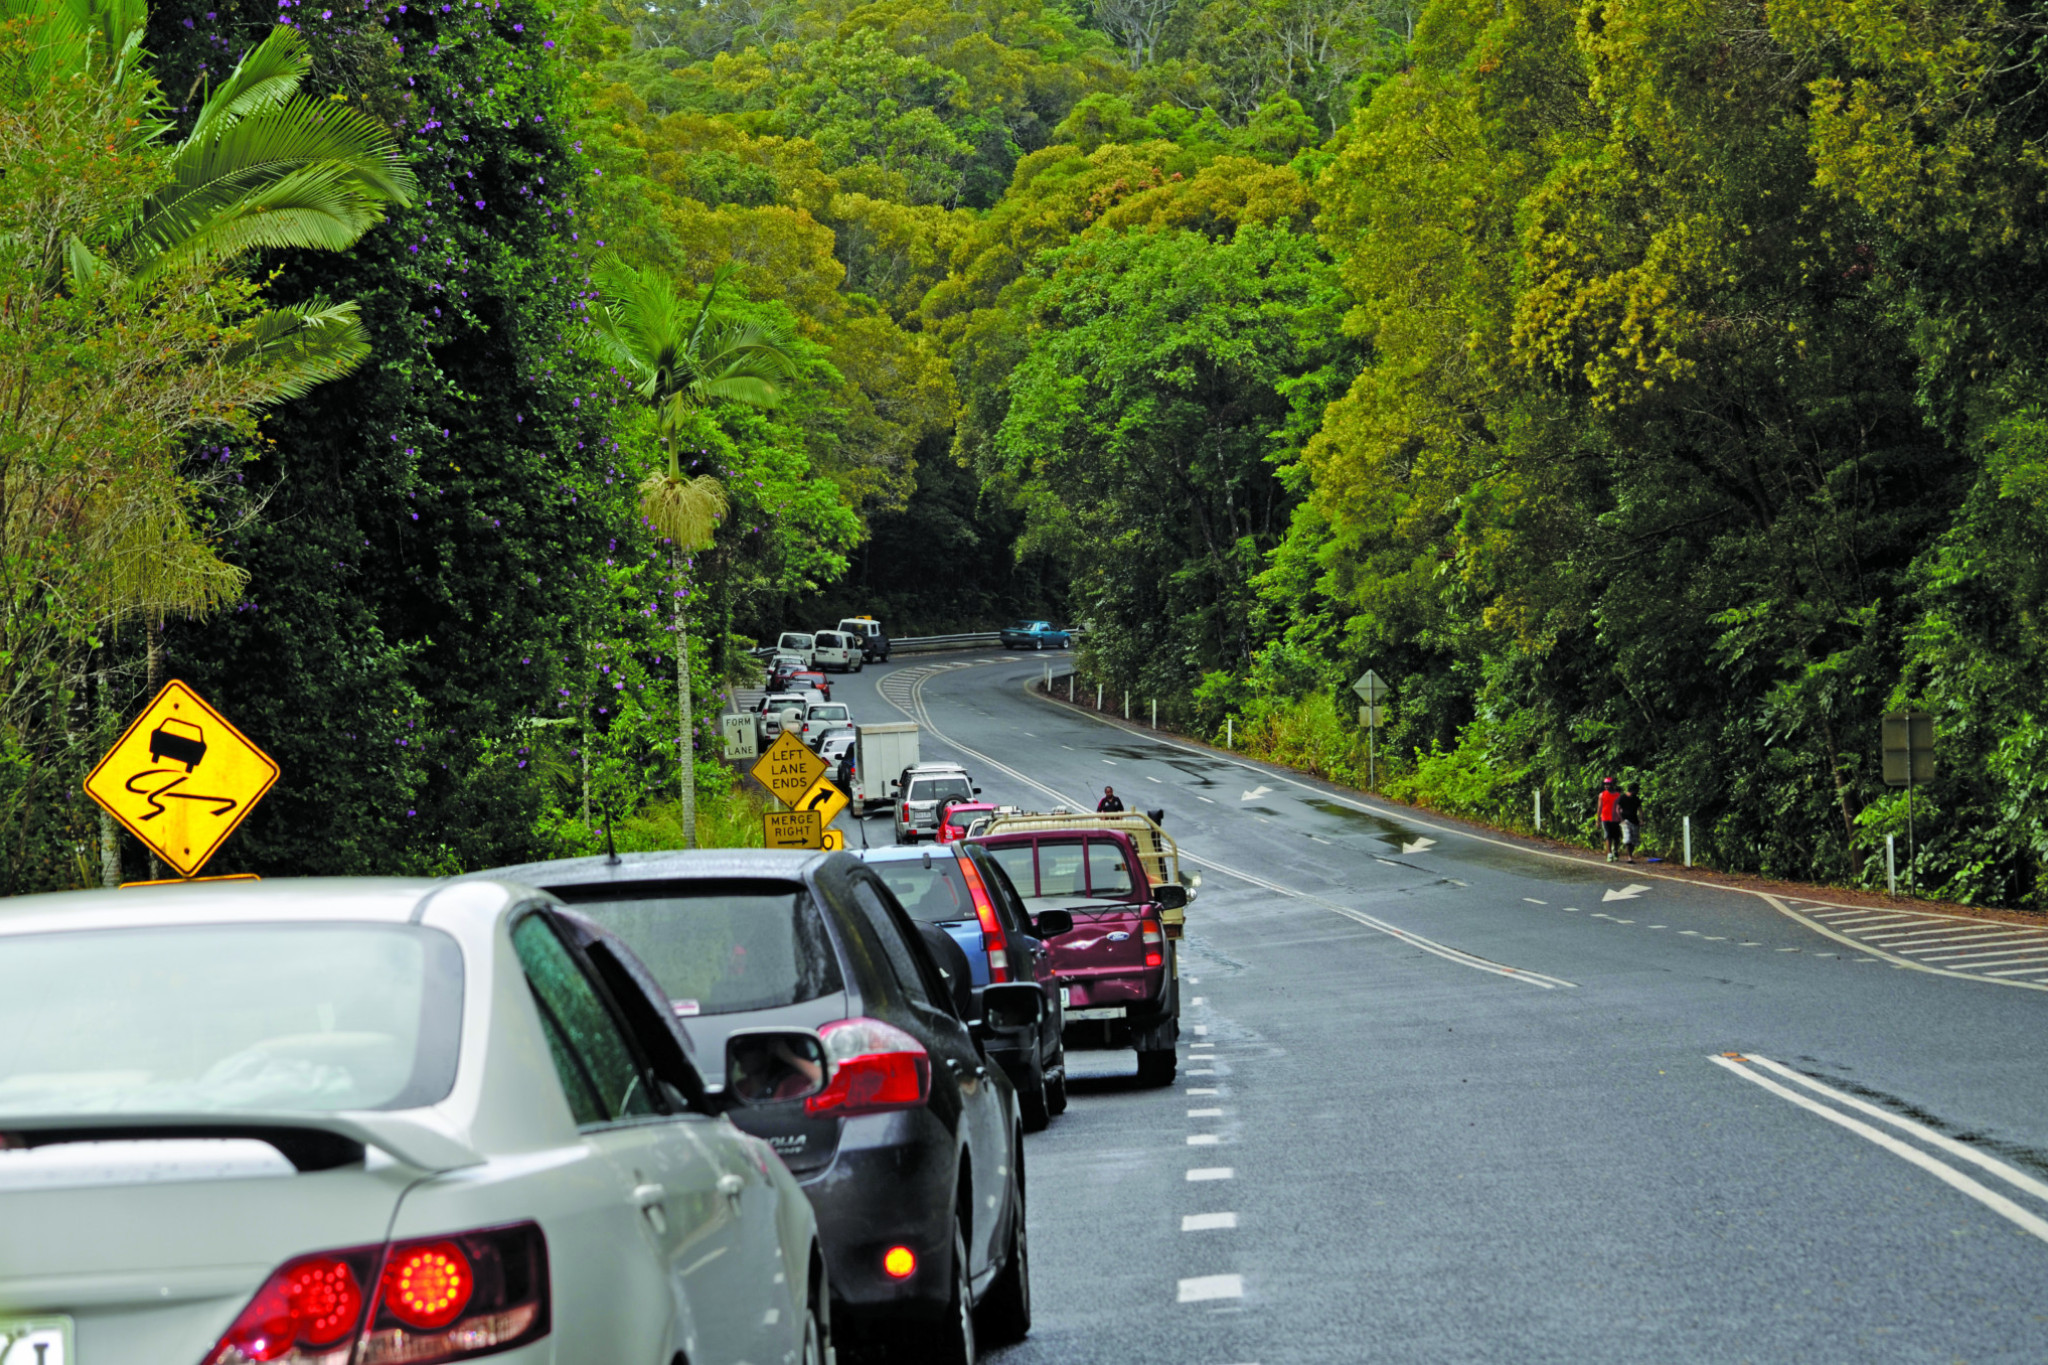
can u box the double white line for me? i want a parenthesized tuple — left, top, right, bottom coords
(1712, 1052, 2048, 1244)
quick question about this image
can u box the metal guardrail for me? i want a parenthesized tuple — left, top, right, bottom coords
(892, 632, 1001, 654)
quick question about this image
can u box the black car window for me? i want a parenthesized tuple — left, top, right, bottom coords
(909, 776, 972, 806)
(870, 858, 976, 925)
(1088, 839, 1136, 896)
(549, 881, 842, 1018)
(847, 878, 937, 1011)
(512, 913, 662, 1128)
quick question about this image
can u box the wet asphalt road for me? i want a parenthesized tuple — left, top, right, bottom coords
(828, 652, 2048, 1363)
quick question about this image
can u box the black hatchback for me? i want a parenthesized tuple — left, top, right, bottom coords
(480, 849, 1039, 1363)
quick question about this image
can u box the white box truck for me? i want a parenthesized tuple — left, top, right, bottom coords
(852, 722, 919, 811)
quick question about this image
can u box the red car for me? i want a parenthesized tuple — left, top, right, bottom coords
(935, 800, 998, 843)
(770, 666, 831, 700)
(970, 813, 1191, 1087)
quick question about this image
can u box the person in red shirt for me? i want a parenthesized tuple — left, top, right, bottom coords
(1596, 777, 1623, 863)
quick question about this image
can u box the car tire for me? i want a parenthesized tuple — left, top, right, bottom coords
(1135, 1047, 1176, 1086)
(977, 1171, 1030, 1346)
(801, 1292, 826, 1365)
(1046, 1040, 1068, 1117)
(925, 1215, 977, 1365)
(1017, 1057, 1050, 1134)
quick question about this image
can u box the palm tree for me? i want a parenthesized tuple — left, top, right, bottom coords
(587, 260, 798, 847)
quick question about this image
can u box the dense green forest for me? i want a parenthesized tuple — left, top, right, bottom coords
(5, 0, 2045, 906)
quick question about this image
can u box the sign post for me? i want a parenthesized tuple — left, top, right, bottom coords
(1351, 670, 1388, 791)
(1881, 710, 1935, 895)
(83, 680, 279, 879)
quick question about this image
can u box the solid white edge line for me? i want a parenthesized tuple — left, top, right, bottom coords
(883, 661, 1575, 991)
(1742, 1053, 2048, 1205)
(1709, 1055, 2048, 1244)
(1758, 894, 2048, 994)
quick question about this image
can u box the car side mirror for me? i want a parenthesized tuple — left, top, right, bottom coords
(979, 982, 1044, 1033)
(723, 1029, 829, 1107)
(1030, 909, 1074, 938)
(1153, 883, 1188, 911)
(972, 786, 982, 795)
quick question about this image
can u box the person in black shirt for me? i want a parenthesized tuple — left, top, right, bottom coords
(1097, 786, 1125, 813)
(1618, 783, 1644, 864)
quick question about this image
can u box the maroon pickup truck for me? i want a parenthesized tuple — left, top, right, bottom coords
(970, 813, 1191, 1086)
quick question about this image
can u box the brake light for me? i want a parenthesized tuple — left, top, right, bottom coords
(204, 1225, 548, 1365)
(902, 802, 911, 825)
(958, 856, 1010, 982)
(807, 1017, 932, 1117)
(1143, 918, 1163, 968)
(883, 1246, 917, 1279)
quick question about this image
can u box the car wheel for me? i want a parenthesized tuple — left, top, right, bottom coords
(1046, 1042, 1069, 1117)
(923, 1215, 977, 1365)
(976, 1173, 1030, 1346)
(1017, 1056, 1050, 1134)
(1135, 1047, 1176, 1087)
(801, 1292, 826, 1365)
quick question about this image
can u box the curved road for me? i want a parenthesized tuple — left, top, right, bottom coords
(823, 651, 2048, 1363)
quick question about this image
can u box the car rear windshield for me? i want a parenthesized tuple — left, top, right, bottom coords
(552, 881, 843, 1017)
(869, 859, 977, 925)
(0, 923, 462, 1116)
(910, 777, 971, 805)
(780, 634, 814, 648)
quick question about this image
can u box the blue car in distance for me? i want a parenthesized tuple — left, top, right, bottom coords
(999, 620, 1070, 650)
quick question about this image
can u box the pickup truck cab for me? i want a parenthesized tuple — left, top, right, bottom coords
(812, 629, 862, 673)
(753, 691, 809, 743)
(970, 812, 1192, 1086)
(838, 617, 890, 662)
(799, 702, 851, 746)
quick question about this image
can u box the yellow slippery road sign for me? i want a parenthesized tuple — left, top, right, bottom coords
(84, 680, 279, 878)
(820, 828, 846, 851)
(750, 731, 826, 806)
(763, 809, 823, 849)
(795, 777, 850, 829)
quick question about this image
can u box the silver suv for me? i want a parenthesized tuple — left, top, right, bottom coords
(893, 764, 978, 844)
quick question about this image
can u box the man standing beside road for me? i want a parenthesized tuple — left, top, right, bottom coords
(1097, 786, 1125, 813)
(1596, 776, 1623, 862)
(1618, 782, 1643, 864)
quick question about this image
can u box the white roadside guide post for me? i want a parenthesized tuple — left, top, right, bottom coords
(1151, 699, 1157, 728)
(1097, 683, 1103, 710)
(1124, 690, 1130, 719)
(1534, 789, 1542, 833)
(1226, 717, 1233, 748)
(1683, 816, 1692, 867)
(1352, 669, 1388, 792)
(1887, 835, 1898, 896)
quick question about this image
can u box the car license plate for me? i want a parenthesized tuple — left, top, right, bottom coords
(1066, 1006, 1125, 1021)
(1, 1316, 74, 1365)
(1059, 986, 1069, 1008)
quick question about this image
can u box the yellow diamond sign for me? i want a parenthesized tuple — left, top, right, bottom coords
(84, 680, 279, 878)
(794, 776, 849, 829)
(750, 731, 826, 806)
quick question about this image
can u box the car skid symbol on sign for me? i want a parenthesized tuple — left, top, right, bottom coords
(125, 769, 238, 821)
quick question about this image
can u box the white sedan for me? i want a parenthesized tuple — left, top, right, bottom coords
(0, 878, 831, 1365)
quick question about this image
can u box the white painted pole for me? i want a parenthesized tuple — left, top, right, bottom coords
(1123, 690, 1129, 719)
(1097, 683, 1103, 710)
(1151, 699, 1157, 728)
(1683, 816, 1693, 868)
(1069, 672, 1075, 702)
(1226, 717, 1233, 749)
(1887, 834, 1897, 897)
(1534, 789, 1542, 833)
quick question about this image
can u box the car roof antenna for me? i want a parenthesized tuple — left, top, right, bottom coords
(598, 798, 621, 867)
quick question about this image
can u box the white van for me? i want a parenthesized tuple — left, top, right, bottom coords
(812, 629, 861, 673)
(775, 631, 816, 668)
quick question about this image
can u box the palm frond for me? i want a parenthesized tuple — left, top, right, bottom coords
(638, 472, 727, 550)
(222, 299, 372, 403)
(188, 25, 312, 145)
(126, 94, 416, 275)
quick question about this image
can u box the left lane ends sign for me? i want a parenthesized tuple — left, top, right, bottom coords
(84, 680, 279, 878)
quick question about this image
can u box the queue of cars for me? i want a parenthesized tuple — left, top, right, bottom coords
(0, 641, 1174, 1365)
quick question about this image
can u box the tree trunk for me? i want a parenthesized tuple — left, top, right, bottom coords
(676, 553, 697, 849)
(95, 659, 121, 887)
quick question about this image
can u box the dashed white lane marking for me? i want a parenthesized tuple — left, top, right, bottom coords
(1711, 1053, 2048, 1246)
(1187, 1069, 1218, 1076)
(1704, 936, 1727, 941)
(1564, 907, 1580, 913)
(1680, 930, 1699, 936)
(1186, 1088, 1219, 1096)
(1197, 796, 1215, 803)
(1186, 1167, 1234, 1181)
(1193, 1025, 1209, 1035)
(1523, 898, 1547, 905)
(1188, 1108, 1224, 1117)
(1190, 996, 1207, 1005)
(1188, 977, 1201, 984)
(1147, 775, 1163, 783)
(1178, 1274, 1244, 1303)
(1182, 1212, 1238, 1231)
(1187, 1134, 1222, 1145)
(1103, 759, 1118, 765)
(1309, 835, 1331, 844)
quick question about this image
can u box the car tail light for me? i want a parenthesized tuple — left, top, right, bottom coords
(807, 1017, 931, 1117)
(1142, 918, 1163, 968)
(883, 1246, 917, 1279)
(901, 802, 911, 826)
(958, 856, 1010, 982)
(204, 1224, 548, 1365)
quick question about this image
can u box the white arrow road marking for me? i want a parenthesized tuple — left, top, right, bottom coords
(1602, 884, 1650, 902)
(1401, 836, 1437, 854)
(1241, 784, 1272, 801)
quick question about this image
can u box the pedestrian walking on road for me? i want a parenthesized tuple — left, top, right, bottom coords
(1596, 777, 1623, 862)
(1097, 786, 1125, 813)
(1618, 783, 1643, 864)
